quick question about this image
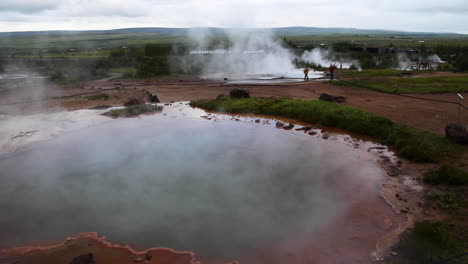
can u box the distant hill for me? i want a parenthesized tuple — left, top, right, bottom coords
(0, 27, 464, 38)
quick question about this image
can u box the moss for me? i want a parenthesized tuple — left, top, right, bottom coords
(190, 98, 459, 163)
(102, 104, 162, 118)
(424, 164, 468, 185)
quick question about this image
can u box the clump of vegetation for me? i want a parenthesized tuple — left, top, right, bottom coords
(102, 104, 162, 118)
(85, 93, 110, 100)
(424, 164, 468, 185)
(396, 221, 466, 264)
(190, 98, 459, 162)
(428, 192, 461, 212)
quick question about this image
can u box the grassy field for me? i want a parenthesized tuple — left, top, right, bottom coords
(286, 34, 468, 48)
(334, 74, 468, 94)
(1, 31, 468, 56)
(0, 33, 188, 56)
(190, 98, 460, 162)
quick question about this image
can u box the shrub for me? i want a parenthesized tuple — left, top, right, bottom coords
(102, 104, 162, 118)
(424, 164, 468, 185)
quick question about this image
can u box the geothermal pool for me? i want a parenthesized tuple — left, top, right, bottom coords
(0, 104, 402, 263)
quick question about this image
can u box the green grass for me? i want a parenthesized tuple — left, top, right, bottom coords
(190, 98, 460, 162)
(334, 75, 468, 93)
(102, 104, 162, 118)
(424, 164, 468, 185)
(338, 69, 404, 78)
(396, 221, 467, 264)
(112, 67, 137, 78)
(428, 192, 461, 212)
(85, 93, 110, 100)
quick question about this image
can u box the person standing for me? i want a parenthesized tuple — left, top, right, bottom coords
(329, 64, 335, 80)
(303, 67, 310, 81)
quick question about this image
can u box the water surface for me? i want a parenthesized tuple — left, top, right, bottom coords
(0, 104, 402, 263)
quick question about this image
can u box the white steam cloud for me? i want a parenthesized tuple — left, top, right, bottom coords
(301, 48, 361, 70)
(183, 29, 312, 79)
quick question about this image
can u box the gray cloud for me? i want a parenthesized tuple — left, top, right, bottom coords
(0, 0, 60, 14)
(0, 0, 467, 33)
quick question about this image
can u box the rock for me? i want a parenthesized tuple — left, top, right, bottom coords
(148, 93, 160, 103)
(255, 119, 261, 123)
(69, 253, 95, 264)
(229, 88, 251, 99)
(308, 131, 317, 136)
(283, 124, 294, 130)
(124, 97, 143, 107)
(145, 253, 152, 260)
(276, 121, 284, 127)
(322, 133, 330, 139)
(445, 123, 468, 144)
(319, 93, 346, 103)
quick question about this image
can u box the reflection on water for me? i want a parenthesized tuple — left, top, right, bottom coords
(0, 104, 400, 263)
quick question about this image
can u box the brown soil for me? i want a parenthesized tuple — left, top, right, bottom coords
(2, 75, 466, 135)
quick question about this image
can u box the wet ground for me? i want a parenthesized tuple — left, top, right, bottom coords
(0, 103, 404, 264)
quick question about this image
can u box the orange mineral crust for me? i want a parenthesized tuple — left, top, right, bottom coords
(0, 233, 200, 264)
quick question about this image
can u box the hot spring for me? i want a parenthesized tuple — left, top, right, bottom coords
(0, 103, 403, 264)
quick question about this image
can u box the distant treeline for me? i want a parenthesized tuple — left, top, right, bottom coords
(1, 40, 467, 82)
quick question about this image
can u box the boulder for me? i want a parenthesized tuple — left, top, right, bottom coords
(229, 88, 251, 99)
(276, 121, 284, 128)
(148, 93, 160, 103)
(319, 93, 346, 103)
(445, 123, 468, 144)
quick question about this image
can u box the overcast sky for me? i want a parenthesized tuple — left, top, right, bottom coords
(0, 0, 467, 33)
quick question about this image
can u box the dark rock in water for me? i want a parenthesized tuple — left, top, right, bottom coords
(322, 133, 330, 139)
(124, 97, 144, 107)
(255, 119, 261, 123)
(319, 93, 346, 103)
(445, 123, 468, 144)
(216, 93, 227, 100)
(148, 93, 160, 103)
(276, 121, 284, 127)
(296, 126, 314, 131)
(88, 105, 112, 110)
(69, 253, 95, 264)
(283, 124, 294, 130)
(224, 77, 228, 81)
(308, 131, 317, 136)
(229, 88, 251, 99)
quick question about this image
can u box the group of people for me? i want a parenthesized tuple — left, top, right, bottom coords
(303, 65, 335, 81)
